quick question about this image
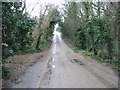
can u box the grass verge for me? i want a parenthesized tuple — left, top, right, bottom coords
(64, 37, 120, 71)
(2, 40, 51, 80)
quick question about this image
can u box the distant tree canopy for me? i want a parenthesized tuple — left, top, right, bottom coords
(35, 6, 61, 50)
(2, 2, 61, 79)
(61, 2, 118, 61)
(2, 2, 61, 60)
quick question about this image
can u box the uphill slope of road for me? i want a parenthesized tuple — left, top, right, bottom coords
(7, 30, 118, 88)
(39, 30, 118, 88)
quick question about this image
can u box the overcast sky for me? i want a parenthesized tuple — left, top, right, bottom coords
(26, 0, 65, 17)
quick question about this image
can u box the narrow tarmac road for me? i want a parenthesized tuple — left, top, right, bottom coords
(10, 28, 118, 88)
(39, 30, 118, 88)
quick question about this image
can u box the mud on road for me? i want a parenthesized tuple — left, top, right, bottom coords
(38, 30, 118, 88)
(5, 30, 118, 88)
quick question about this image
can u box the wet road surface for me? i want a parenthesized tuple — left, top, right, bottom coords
(10, 24, 118, 88)
(38, 29, 118, 88)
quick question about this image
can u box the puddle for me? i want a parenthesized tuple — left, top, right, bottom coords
(70, 59, 74, 63)
(73, 59, 79, 63)
(52, 58, 55, 61)
(52, 65, 55, 69)
(71, 59, 85, 65)
(39, 23, 59, 87)
(53, 51, 56, 54)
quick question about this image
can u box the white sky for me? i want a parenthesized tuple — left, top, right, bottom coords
(26, 0, 65, 17)
(26, 0, 119, 17)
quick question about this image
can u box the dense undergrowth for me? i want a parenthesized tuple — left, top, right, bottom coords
(2, 2, 37, 79)
(65, 37, 120, 71)
(61, 2, 119, 71)
(2, 2, 60, 79)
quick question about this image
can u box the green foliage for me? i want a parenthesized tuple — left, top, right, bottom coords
(73, 44, 120, 71)
(2, 2, 37, 61)
(16, 61, 24, 65)
(80, 50, 94, 56)
(36, 7, 61, 50)
(61, 2, 118, 70)
(39, 40, 51, 51)
(2, 2, 37, 79)
(2, 65, 10, 80)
